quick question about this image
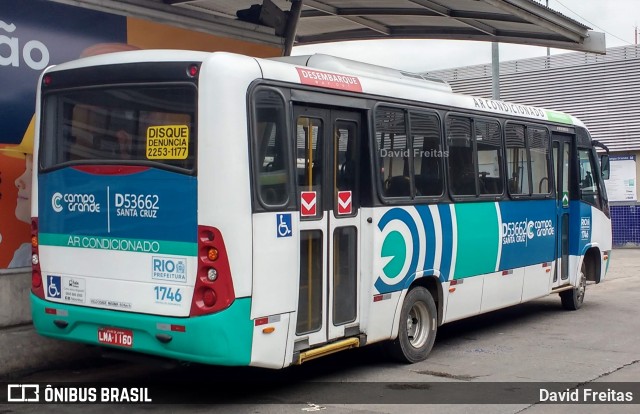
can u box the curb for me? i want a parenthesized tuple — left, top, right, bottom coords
(0, 324, 100, 378)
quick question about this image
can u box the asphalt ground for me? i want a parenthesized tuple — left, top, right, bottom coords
(2, 248, 639, 413)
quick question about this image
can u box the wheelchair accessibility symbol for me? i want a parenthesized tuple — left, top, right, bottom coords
(47, 275, 62, 299)
(277, 214, 292, 238)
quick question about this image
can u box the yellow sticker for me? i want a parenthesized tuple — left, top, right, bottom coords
(146, 125, 189, 160)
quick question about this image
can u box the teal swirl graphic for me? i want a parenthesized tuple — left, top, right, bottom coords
(374, 205, 455, 294)
(381, 230, 406, 279)
(375, 208, 420, 294)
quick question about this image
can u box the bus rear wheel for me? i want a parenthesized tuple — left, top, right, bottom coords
(560, 262, 587, 310)
(388, 286, 437, 363)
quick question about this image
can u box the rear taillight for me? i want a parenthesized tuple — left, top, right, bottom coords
(31, 218, 45, 299)
(190, 226, 235, 316)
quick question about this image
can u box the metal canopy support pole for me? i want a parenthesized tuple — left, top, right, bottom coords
(546, 0, 551, 57)
(284, 0, 303, 56)
(491, 42, 500, 99)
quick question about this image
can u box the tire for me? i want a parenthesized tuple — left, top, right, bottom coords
(560, 262, 587, 310)
(387, 287, 437, 363)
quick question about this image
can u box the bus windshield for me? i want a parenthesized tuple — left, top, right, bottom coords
(40, 84, 197, 172)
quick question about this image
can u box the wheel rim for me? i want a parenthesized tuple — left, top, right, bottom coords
(576, 271, 586, 304)
(406, 301, 430, 348)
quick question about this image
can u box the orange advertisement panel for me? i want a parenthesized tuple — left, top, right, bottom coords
(0, 154, 31, 268)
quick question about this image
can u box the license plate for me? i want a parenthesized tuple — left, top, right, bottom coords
(98, 327, 133, 348)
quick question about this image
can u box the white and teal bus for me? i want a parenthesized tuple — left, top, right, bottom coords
(31, 51, 612, 368)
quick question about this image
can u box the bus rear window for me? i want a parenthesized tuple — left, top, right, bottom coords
(40, 85, 196, 172)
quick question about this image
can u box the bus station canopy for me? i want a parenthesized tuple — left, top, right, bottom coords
(54, 0, 606, 55)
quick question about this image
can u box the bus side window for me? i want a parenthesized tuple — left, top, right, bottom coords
(578, 149, 601, 208)
(410, 111, 443, 197)
(506, 123, 530, 195)
(335, 122, 357, 193)
(447, 116, 475, 196)
(375, 107, 411, 198)
(252, 89, 291, 208)
(529, 127, 550, 195)
(296, 116, 323, 189)
(475, 120, 503, 195)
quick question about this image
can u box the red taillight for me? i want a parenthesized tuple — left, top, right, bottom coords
(32, 272, 42, 288)
(31, 218, 45, 299)
(189, 226, 235, 316)
(43, 74, 52, 87)
(202, 289, 216, 307)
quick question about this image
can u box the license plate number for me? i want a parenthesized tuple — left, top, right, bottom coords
(98, 327, 133, 347)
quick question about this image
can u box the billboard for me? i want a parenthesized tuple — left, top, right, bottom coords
(605, 155, 637, 203)
(0, 0, 281, 269)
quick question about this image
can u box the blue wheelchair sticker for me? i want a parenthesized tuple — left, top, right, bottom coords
(47, 275, 62, 299)
(276, 214, 292, 238)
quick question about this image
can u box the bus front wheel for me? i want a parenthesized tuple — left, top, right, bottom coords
(388, 286, 437, 363)
(560, 262, 587, 310)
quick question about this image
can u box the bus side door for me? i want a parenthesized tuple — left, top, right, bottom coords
(552, 132, 574, 285)
(293, 105, 362, 348)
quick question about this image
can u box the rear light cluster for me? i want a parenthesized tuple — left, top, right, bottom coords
(189, 226, 235, 316)
(31, 218, 45, 299)
(186, 64, 199, 78)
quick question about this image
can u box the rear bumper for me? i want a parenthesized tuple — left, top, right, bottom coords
(31, 294, 253, 366)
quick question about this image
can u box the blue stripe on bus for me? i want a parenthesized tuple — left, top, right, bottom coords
(416, 206, 436, 276)
(437, 204, 453, 282)
(498, 199, 556, 270)
(569, 201, 593, 256)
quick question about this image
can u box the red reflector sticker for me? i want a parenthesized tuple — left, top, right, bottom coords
(44, 308, 68, 316)
(98, 327, 133, 348)
(255, 317, 269, 326)
(171, 325, 186, 332)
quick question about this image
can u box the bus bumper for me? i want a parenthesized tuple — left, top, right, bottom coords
(31, 294, 253, 366)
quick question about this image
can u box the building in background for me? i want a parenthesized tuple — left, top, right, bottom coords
(427, 45, 640, 247)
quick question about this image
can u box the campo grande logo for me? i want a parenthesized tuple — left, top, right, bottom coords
(50, 192, 101, 213)
(51, 192, 63, 212)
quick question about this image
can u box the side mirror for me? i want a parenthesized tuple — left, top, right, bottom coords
(600, 154, 610, 180)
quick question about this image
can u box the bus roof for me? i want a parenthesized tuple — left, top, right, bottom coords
(47, 49, 211, 72)
(45, 49, 587, 130)
(259, 53, 586, 129)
